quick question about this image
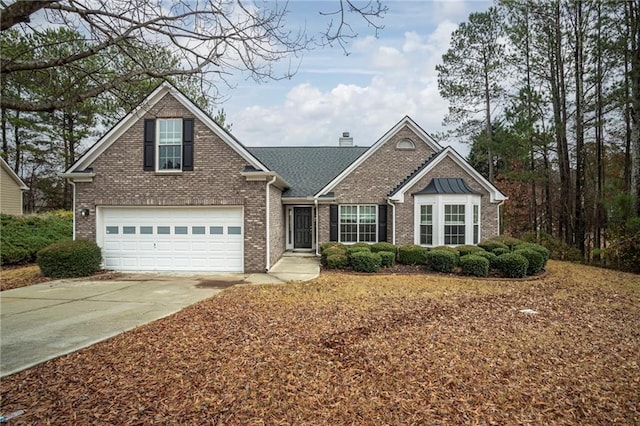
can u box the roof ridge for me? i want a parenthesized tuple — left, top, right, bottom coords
(388, 151, 442, 197)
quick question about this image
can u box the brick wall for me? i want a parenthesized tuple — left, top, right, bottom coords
(395, 156, 500, 245)
(268, 184, 285, 268)
(74, 92, 269, 272)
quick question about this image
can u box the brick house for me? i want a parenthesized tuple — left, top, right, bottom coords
(63, 83, 506, 273)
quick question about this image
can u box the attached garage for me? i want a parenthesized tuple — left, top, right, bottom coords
(98, 207, 243, 272)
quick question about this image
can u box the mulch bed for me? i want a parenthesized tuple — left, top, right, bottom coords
(1, 261, 639, 424)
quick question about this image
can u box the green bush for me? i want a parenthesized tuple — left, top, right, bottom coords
(425, 249, 457, 273)
(473, 250, 497, 266)
(519, 231, 582, 262)
(433, 246, 460, 264)
(491, 235, 524, 249)
(346, 245, 371, 259)
(37, 239, 102, 278)
(321, 245, 347, 264)
(325, 254, 348, 269)
(0, 213, 73, 265)
(397, 244, 428, 265)
(350, 251, 382, 273)
(513, 248, 545, 275)
(455, 245, 485, 257)
(378, 251, 396, 267)
(320, 242, 343, 254)
(370, 242, 397, 254)
(492, 247, 510, 256)
(351, 242, 372, 249)
(460, 254, 490, 277)
(493, 253, 529, 278)
(514, 242, 550, 265)
(478, 240, 509, 252)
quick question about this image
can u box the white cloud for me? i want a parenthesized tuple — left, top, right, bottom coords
(229, 6, 471, 154)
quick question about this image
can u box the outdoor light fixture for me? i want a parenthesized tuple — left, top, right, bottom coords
(81, 208, 90, 217)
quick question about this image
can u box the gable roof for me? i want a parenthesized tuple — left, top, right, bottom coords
(248, 146, 368, 198)
(64, 82, 268, 174)
(1, 158, 28, 190)
(414, 178, 482, 195)
(389, 146, 507, 203)
(315, 116, 442, 197)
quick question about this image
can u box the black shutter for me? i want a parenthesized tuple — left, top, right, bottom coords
(330, 205, 338, 242)
(182, 118, 194, 171)
(143, 119, 155, 171)
(378, 204, 388, 242)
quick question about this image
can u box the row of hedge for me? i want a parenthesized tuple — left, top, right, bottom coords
(0, 212, 73, 266)
(320, 236, 550, 278)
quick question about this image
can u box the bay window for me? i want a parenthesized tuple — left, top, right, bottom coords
(420, 205, 433, 245)
(414, 195, 481, 246)
(444, 204, 465, 245)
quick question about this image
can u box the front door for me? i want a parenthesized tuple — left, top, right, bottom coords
(293, 207, 312, 249)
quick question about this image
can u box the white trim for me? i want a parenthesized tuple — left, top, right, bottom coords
(65, 82, 268, 175)
(389, 146, 507, 203)
(413, 194, 481, 246)
(315, 116, 442, 197)
(265, 175, 277, 271)
(387, 199, 396, 245)
(1, 158, 28, 190)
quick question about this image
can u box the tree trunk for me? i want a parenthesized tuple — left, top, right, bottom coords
(573, 0, 585, 255)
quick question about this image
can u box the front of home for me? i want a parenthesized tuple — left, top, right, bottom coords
(63, 83, 506, 273)
(1, 157, 28, 215)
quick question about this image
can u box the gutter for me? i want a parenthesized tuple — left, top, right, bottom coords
(265, 175, 278, 271)
(387, 198, 396, 245)
(314, 198, 319, 256)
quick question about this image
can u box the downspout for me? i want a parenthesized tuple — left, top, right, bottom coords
(387, 198, 396, 245)
(265, 175, 277, 271)
(314, 198, 319, 256)
(69, 180, 76, 240)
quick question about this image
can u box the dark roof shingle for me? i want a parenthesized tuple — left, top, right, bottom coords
(247, 146, 368, 197)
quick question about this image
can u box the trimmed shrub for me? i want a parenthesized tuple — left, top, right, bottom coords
(370, 242, 397, 254)
(325, 254, 348, 269)
(492, 247, 510, 256)
(491, 235, 524, 249)
(493, 253, 528, 278)
(474, 250, 497, 266)
(350, 251, 382, 273)
(321, 245, 347, 264)
(379, 251, 396, 267)
(37, 239, 102, 278)
(513, 248, 544, 275)
(433, 246, 460, 264)
(460, 254, 490, 277)
(397, 244, 428, 265)
(455, 245, 485, 257)
(320, 242, 343, 254)
(425, 249, 457, 273)
(478, 240, 509, 252)
(346, 245, 371, 260)
(351, 242, 372, 249)
(514, 242, 550, 264)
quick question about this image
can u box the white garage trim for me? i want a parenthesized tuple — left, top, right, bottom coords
(97, 206, 244, 272)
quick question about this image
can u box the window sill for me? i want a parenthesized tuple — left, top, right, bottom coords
(154, 170, 183, 176)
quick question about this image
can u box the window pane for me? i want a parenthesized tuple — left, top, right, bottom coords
(106, 226, 118, 234)
(192, 226, 205, 235)
(175, 226, 188, 235)
(445, 204, 465, 225)
(420, 205, 432, 225)
(210, 226, 223, 235)
(444, 225, 465, 245)
(340, 223, 357, 243)
(473, 205, 479, 244)
(228, 226, 241, 235)
(158, 119, 182, 145)
(140, 226, 153, 234)
(123, 226, 136, 235)
(159, 145, 181, 170)
(157, 226, 170, 235)
(420, 225, 433, 245)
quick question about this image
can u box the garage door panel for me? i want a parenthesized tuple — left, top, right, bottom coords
(101, 207, 244, 272)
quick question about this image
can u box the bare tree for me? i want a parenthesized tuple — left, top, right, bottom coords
(0, 0, 386, 112)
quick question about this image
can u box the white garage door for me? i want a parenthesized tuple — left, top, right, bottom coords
(100, 207, 243, 272)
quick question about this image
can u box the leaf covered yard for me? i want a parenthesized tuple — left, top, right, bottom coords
(1, 261, 639, 425)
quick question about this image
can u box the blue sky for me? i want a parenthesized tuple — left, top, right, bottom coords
(220, 1, 493, 153)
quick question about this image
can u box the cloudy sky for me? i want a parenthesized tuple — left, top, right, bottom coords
(220, 0, 492, 153)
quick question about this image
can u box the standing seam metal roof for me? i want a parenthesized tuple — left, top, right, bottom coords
(413, 178, 482, 195)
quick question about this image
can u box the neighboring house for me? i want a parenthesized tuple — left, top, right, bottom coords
(0, 157, 28, 215)
(62, 83, 507, 273)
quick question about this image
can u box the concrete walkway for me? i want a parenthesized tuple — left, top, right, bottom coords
(0, 254, 320, 377)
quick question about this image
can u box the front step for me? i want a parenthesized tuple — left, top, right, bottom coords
(283, 250, 317, 258)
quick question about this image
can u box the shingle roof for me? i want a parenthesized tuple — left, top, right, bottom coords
(413, 178, 482, 195)
(247, 146, 368, 197)
(388, 151, 442, 197)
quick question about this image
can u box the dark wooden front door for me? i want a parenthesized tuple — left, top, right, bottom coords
(294, 207, 312, 249)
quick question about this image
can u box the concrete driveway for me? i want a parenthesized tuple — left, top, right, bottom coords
(0, 274, 240, 377)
